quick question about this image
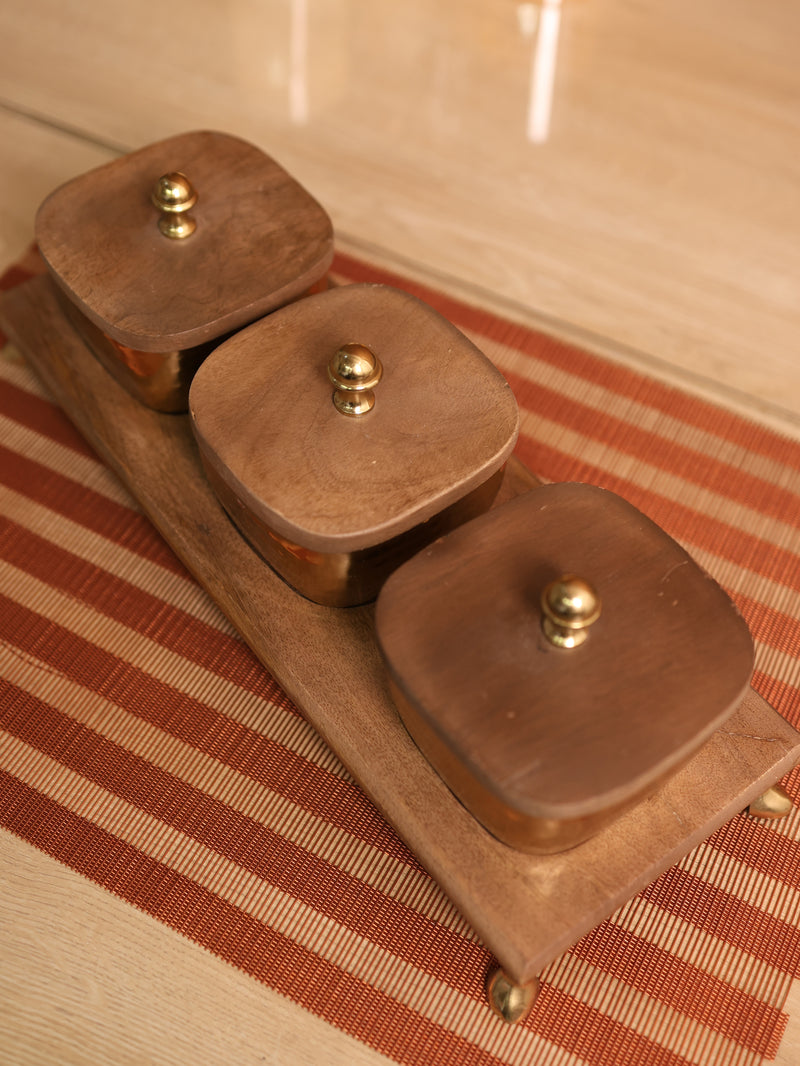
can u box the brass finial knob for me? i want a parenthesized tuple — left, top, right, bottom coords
(541, 574, 601, 648)
(328, 343, 383, 416)
(152, 172, 198, 239)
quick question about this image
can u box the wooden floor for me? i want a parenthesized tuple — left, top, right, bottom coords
(1, 1, 799, 1062)
(2, 0, 800, 430)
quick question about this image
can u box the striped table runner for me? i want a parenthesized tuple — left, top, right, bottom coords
(1, 247, 799, 1066)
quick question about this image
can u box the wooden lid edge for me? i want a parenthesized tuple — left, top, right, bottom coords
(194, 417, 520, 554)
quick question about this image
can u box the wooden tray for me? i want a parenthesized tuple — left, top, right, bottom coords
(3, 272, 800, 987)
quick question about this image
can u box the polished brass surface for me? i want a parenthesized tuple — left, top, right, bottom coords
(196, 455, 506, 607)
(386, 675, 643, 853)
(56, 285, 214, 412)
(151, 171, 198, 239)
(541, 574, 601, 649)
(748, 784, 793, 821)
(328, 342, 383, 417)
(486, 968, 540, 1024)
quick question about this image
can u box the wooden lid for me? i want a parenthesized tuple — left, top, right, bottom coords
(189, 284, 520, 553)
(375, 482, 755, 832)
(35, 130, 333, 352)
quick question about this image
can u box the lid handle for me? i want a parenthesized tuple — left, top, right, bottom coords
(328, 343, 383, 416)
(151, 172, 198, 239)
(541, 574, 601, 648)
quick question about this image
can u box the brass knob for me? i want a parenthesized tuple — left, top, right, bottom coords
(541, 574, 601, 648)
(328, 343, 383, 416)
(151, 172, 198, 239)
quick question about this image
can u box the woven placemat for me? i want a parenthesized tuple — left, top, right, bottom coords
(1, 248, 799, 1066)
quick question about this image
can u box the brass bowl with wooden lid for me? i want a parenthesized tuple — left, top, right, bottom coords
(375, 482, 755, 852)
(35, 129, 333, 411)
(189, 283, 520, 606)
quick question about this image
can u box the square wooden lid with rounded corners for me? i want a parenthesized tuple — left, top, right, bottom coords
(375, 482, 755, 851)
(35, 129, 333, 352)
(189, 283, 520, 554)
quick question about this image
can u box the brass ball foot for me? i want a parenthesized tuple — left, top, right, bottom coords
(747, 784, 793, 821)
(486, 967, 541, 1024)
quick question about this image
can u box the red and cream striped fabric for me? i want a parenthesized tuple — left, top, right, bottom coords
(1, 249, 799, 1066)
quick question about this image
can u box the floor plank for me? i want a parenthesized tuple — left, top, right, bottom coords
(1, 0, 798, 424)
(0, 109, 117, 267)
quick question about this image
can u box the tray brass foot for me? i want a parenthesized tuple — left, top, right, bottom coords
(747, 784, 793, 821)
(486, 967, 540, 1023)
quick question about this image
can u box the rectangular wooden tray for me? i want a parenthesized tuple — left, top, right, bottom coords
(4, 272, 800, 986)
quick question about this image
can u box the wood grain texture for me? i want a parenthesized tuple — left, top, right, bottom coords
(375, 483, 756, 851)
(2, 5, 800, 1055)
(3, 272, 799, 985)
(198, 456, 507, 607)
(190, 284, 520, 549)
(2, 0, 799, 424)
(35, 130, 334, 350)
